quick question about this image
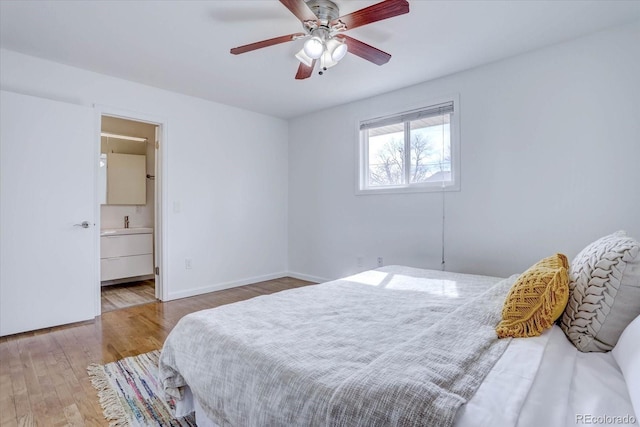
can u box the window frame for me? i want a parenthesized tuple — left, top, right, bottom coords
(356, 95, 460, 195)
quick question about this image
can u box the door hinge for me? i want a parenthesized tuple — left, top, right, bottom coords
(155, 267, 159, 275)
(155, 141, 159, 149)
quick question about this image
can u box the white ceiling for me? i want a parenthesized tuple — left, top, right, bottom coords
(1, 1, 639, 119)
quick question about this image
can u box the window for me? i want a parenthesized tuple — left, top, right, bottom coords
(357, 97, 459, 194)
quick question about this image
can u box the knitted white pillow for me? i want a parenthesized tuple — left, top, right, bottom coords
(560, 231, 640, 352)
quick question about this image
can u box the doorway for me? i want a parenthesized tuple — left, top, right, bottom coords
(99, 115, 161, 312)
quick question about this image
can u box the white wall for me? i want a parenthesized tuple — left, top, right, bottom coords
(288, 22, 640, 281)
(0, 48, 289, 300)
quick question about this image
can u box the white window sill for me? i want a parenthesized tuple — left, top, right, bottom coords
(356, 183, 460, 196)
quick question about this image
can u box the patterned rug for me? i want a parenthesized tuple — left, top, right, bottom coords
(87, 350, 196, 427)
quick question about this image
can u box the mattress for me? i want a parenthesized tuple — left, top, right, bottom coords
(163, 267, 637, 427)
(191, 325, 637, 427)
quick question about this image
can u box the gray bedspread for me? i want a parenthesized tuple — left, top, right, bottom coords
(159, 266, 515, 427)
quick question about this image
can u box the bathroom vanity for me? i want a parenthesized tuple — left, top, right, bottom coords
(100, 227, 153, 282)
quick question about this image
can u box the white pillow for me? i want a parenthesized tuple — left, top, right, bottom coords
(612, 314, 640, 419)
(561, 231, 640, 352)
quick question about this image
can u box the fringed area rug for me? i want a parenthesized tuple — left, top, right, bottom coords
(87, 350, 196, 427)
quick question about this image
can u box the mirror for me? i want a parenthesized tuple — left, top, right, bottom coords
(106, 153, 146, 205)
(99, 139, 147, 205)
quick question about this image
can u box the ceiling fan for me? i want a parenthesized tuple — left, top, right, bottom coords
(230, 0, 410, 80)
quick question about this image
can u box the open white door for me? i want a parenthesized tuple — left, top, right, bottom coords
(0, 90, 97, 336)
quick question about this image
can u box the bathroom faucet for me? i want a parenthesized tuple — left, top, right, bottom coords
(124, 216, 129, 229)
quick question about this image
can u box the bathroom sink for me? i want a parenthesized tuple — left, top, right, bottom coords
(100, 227, 153, 236)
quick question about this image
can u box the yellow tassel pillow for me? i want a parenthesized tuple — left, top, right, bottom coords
(496, 253, 569, 338)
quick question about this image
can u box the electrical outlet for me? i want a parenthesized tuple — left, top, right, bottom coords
(377, 257, 383, 267)
(185, 258, 192, 269)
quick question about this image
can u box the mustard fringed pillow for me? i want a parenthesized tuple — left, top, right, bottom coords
(496, 253, 569, 338)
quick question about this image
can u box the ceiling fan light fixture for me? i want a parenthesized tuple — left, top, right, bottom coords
(303, 37, 324, 59)
(320, 49, 340, 70)
(230, 0, 409, 80)
(327, 37, 348, 62)
(295, 48, 314, 67)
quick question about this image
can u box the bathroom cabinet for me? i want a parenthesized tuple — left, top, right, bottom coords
(100, 228, 153, 282)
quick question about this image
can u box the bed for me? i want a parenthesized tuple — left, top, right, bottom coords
(159, 232, 640, 427)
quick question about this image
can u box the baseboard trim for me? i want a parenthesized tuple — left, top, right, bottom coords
(165, 270, 335, 301)
(165, 271, 288, 301)
(286, 271, 331, 284)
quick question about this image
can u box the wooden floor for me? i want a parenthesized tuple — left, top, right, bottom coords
(101, 280, 156, 312)
(0, 277, 314, 426)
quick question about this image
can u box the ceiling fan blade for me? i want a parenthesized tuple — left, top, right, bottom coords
(295, 60, 317, 80)
(342, 35, 391, 65)
(331, 0, 409, 31)
(230, 33, 306, 55)
(280, 0, 319, 23)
